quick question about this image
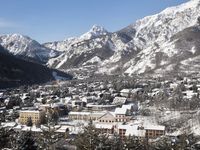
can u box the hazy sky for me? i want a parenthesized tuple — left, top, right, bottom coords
(0, 0, 188, 43)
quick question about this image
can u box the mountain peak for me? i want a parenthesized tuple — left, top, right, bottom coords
(0, 33, 59, 63)
(79, 25, 108, 40)
(2, 33, 32, 41)
(90, 24, 107, 33)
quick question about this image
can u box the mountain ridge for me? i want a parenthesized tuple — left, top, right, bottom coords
(1, 0, 200, 77)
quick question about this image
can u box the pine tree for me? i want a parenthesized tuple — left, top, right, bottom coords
(0, 127, 11, 149)
(27, 117, 33, 127)
(16, 131, 37, 150)
(124, 136, 146, 150)
(74, 121, 101, 150)
(37, 122, 64, 150)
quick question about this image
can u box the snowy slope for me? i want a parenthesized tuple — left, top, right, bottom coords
(0, 34, 60, 63)
(45, 0, 200, 76)
(100, 0, 200, 75)
(45, 25, 126, 69)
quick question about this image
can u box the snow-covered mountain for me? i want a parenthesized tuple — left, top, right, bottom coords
(45, 25, 127, 69)
(120, 0, 200, 75)
(44, 25, 109, 52)
(0, 34, 60, 63)
(44, 0, 200, 76)
(1, 0, 200, 77)
(44, 24, 131, 71)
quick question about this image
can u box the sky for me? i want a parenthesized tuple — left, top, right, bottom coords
(0, 0, 188, 43)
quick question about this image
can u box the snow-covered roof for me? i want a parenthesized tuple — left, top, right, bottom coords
(112, 97, 127, 105)
(120, 89, 131, 93)
(117, 123, 145, 137)
(114, 107, 127, 115)
(56, 125, 69, 133)
(86, 104, 116, 108)
(131, 88, 143, 93)
(69, 111, 105, 116)
(31, 126, 42, 132)
(125, 125, 146, 137)
(69, 112, 91, 115)
(145, 125, 165, 131)
(122, 104, 134, 110)
(21, 126, 31, 131)
(20, 110, 41, 113)
(95, 123, 113, 129)
(1, 122, 17, 128)
(0, 93, 3, 97)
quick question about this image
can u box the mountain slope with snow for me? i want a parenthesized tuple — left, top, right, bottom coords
(0, 34, 60, 63)
(100, 0, 200, 75)
(45, 25, 127, 70)
(44, 0, 200, 76)
(2, 0, 200, 77)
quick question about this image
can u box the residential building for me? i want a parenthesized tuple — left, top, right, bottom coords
(117, 124, 146, 140)
(95, 124, 114, 134)
(19, 110, 45, 125)
(120, 89, 131, 97)
(112, 97, 127, 106)
(145, 125, 165, 139)
(86, 104, 116, 111)
(68, 111, 105, 121)
(114, 107, 131, 122)
(98, 112, 116, 123)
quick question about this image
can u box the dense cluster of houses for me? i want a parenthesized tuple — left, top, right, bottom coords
(1, 75, 200, 143)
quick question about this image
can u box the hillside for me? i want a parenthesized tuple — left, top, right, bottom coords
(0, 45, 72, 88)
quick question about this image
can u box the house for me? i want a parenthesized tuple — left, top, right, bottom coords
(71, 100, 86, 108)
(182, 90, 198, 99)
(81, 96, 97, 103)
(120, 89, 131, 97)
(121, 104, 136, 115)
(131, 88, 144, 96)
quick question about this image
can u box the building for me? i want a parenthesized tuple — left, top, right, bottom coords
(86, 104, 116, 111)
(114, 107, 131, 122)
(120, 89, 131, 97)
(145, 125, 165, 139)
(19, 110, 45, 125)
(117, 124, 146, 140)
(68, 111, 105, 121)
(95, 124, 114, 134)
(98, 112, 116, 123)
(117, 123, 165, 140)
